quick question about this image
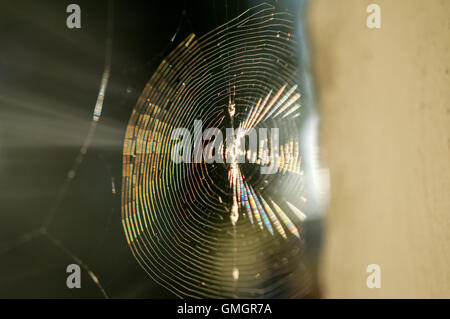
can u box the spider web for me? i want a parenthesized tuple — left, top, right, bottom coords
(0, 0, 321, 299)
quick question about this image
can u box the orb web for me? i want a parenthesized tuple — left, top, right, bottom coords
(122, 3, 311, 298)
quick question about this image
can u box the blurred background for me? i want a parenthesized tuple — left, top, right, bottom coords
(310, 0, 450, 298)
(0, 0, 449, 298)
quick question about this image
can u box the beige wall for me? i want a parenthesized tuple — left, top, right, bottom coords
(308, 0, 450, 298)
